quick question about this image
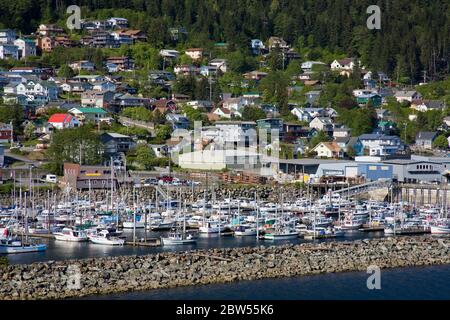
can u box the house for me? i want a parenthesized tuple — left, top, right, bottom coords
(107, 18, 129, 29)
(69, 107, 110, 124)
(356, 93, 382, 107)
(36, 36, 56, 53)
(291, 107, 324, 122)
(36, 24, 64, 36)
(267, 37, 289, 50)
(47, 113, 80, 129)
(149, 144, 168, 158)
(394, 90, 422, 103)
(0, 122, 13, 143)
(160, 49, 180, 59)
(151, 99, 177, 113)
(185, 48, 203, 60)
(91, 31, 118, 48)
(0, 44, 19, 60)
(333, 127, 351, 138)
(211, 107, 232, 119)
(363, 71, 390, 82)
(309, 117, 333, 133)
(105, 56, 134, 71)
(410, 100, 445, 112)
(60, 81, 93, 93)
(330, 58, 357, 71)
(256, 118, 284, 134)
(209, 59, 227, 73)
(301, 61, 326, 71)
(311, 142, 343, 158)
(165, 113, 190, 130)
(110, 32, 133, 45)
(200, 65, 218, 77)
(222, 97, 247, 113)
(81, 90, 115, 108)
(376, 120, 397, 135)
(243, 71, 268, 81)
(0, 29, 16, 44)
(100, 132, 136, 155)
(174, 64, 199, 76)
(92, 81, 116, 92)
(113, 29, 147, 43)
(14, 39, 36, 59)
(415, 132, 437, 150)
(69, 60, 95, 72)
(250, 39, 265, 55)
(359, 134, 404, 156)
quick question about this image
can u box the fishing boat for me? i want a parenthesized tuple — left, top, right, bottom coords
(161, 200, 197, 245)
(234, 224, 257, 236)
(122, 220, 145, 229)
(53, 227, 88, 242)
(0, 238, 47, 254)
(263, 228, 298, 240)
(430, 223, 450, 235)
(89, 229, 125, 246)
(161, 231, 197, 245)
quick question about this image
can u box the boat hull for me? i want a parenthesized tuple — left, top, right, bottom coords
(0, 244, 47, 254)
(263, 233, 298, 240)
(430, 226, 450, 235)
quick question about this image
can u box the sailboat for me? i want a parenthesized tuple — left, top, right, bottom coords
(161, 200, 197, 245)
(263, 193, 298, 240)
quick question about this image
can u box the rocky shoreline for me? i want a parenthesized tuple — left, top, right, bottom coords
(1, 236, 449, 300)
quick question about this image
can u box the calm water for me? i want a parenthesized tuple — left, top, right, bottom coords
(6, 229, 385, 265)
(84, 264, 450, 300)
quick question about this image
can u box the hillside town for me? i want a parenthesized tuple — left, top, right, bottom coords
(0, 18, 449, 188)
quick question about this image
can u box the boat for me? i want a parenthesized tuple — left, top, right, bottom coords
(161, 231, 197, 245)
(199, 221, 226, 234)
(430, 224, 450, 235)
(234, 225, 257, 236)
(122, 220, 145, 229)
(53, 227, 88, 242)
(263, 229, 298, 240)
(89, 229, 125, 245)
(0, 238, 47, 254)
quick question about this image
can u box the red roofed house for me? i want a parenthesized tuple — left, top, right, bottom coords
(48, 113, 80, 130)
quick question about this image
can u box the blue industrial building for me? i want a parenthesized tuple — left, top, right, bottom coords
(357, 163, 393, 181)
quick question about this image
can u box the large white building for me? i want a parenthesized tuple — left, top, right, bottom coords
(178, 149, 261, 170)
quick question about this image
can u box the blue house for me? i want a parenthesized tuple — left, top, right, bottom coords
(166, 113, 190, 130)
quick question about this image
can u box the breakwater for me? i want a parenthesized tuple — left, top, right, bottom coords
(0, 237, 449, 300)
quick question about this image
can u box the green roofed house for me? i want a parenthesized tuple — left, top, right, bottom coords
(68, 107, 111, 124)
(356, 93, 382, 107)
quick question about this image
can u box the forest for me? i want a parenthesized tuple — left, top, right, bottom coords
(0, 0, 448, 82)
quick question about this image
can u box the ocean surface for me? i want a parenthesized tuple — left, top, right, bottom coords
(6, 229, 386, 265)
(83, 264, 450, 300)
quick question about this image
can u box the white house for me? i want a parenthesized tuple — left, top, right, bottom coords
(301, 61, 326, 71)
(209, 59, 227, 73)
(107, 17, 129, 29)
(185, 48, 203, 60)
(13, 39, 36, 59)
(394, 90, 422, 103)
(311, 142, 343, 158)
(309, 117, 333, 132)
(331, 58, 356, 70)
(359, 134, 403, 156)
(410, 100, 445, 112)
(47, 113, 80, 129)
(222, 97, 246, 113)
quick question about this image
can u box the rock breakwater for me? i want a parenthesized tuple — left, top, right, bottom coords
(0, 237, 449, 299)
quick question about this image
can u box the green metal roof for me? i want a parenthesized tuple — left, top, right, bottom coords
(77, 107, 107, 114)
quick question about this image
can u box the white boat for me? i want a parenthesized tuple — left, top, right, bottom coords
(264, 230, 298, 240)
(89, 230, 125, 246)
(199, 221, 226, 234)
(234, 225, 257, 236)
(122, 220, 145, 229)
(430, 224, 450, 235)
(53, 227, 88, 242)
(0, 238, 47, 254)
(161, 231, 197, 245)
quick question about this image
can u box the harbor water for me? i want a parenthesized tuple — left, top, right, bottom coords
(83, 264, 450, 300)
(6, 229, 386, 265)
